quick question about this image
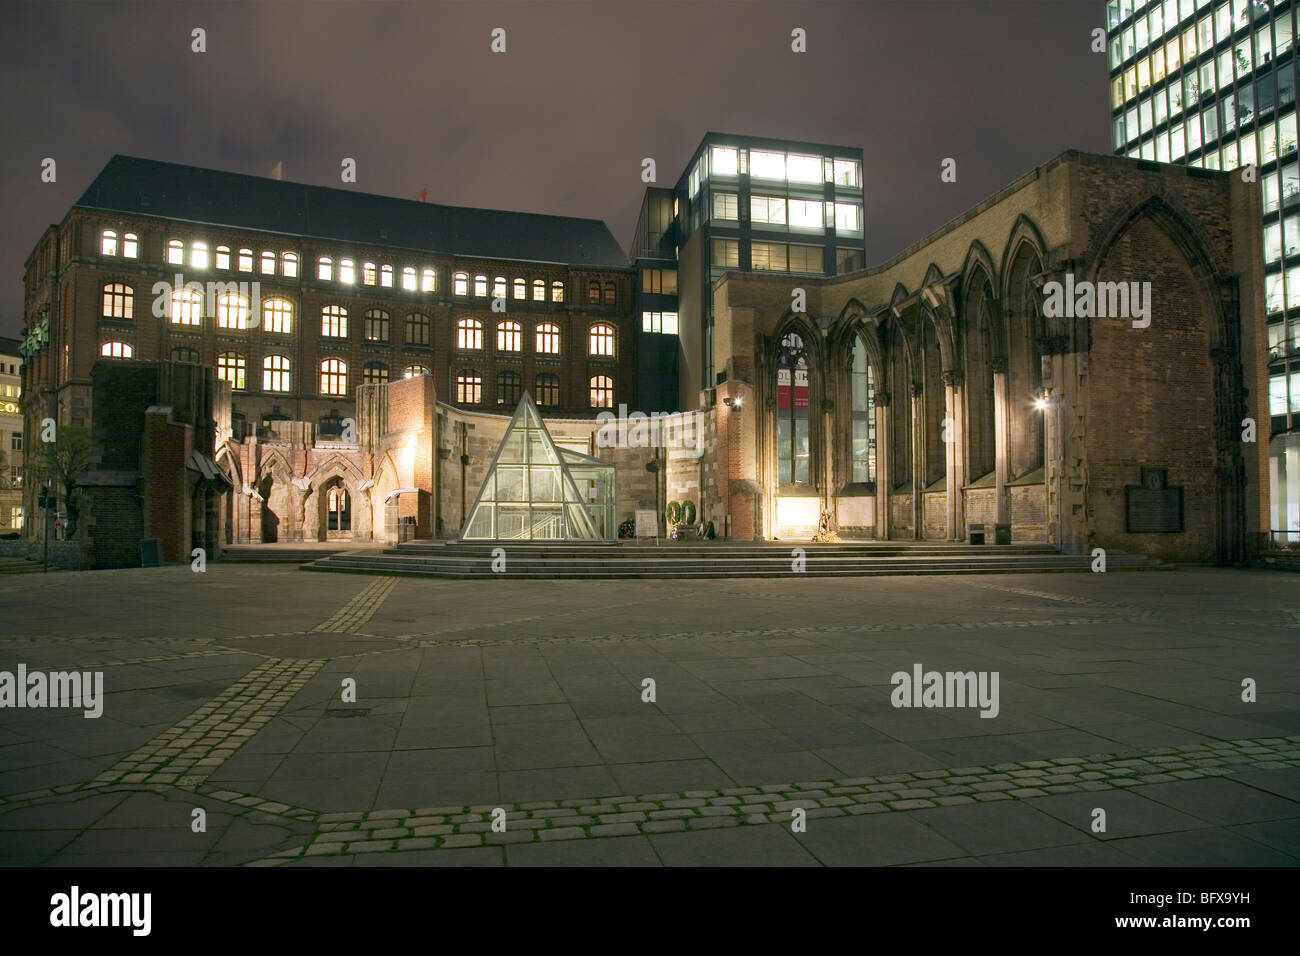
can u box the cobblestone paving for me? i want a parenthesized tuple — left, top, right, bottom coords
(312, 576, 397, 633)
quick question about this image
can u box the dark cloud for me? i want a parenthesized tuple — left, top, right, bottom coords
(0, 0, 1108, 337)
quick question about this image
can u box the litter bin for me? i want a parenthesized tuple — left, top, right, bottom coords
(968, 523, 985, 546)
(994, 523, 1012, 545)
(140, 538, 163, 567)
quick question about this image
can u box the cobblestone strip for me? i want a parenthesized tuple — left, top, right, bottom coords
(252, 734, 1300, 861)
(87, 658, 325, 788)
(961, 582, 1142, 609)
(312, 577, 398, 633)
(90, 648, 246, 668)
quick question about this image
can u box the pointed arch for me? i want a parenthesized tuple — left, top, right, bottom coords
(999, 214, 1049, 299)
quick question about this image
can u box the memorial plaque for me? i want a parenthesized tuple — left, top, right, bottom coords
(635, 509, 658, 538)
(1126, 487, 1183, 533)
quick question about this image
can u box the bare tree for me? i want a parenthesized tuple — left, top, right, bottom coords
(33, 426, 94, 537)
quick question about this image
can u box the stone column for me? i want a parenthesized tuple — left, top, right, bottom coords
(911, 383, 924, 540)
(943, 370, 965, 541)
(875, 392, 891, 540)
(992, 357, 1010, 527)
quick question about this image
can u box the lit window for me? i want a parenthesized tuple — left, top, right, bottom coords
(536, 323, 560, 354)
(263, 355, 291, 391)
(404, 365, 430, 378)
(456, 372, 482, 404)
(474, 275, 488, 297)
(497, 370, 521, 405)
(218, 351, 246, 390)
(102, 283, 133, 319)
(532, 279, 545, 301)
(551, 280, 565, 303)
(339, 258, 355, 284)
(589, 324, 615, 357)
(589, 375, 614, 408)
(320, 358, 348, 396)
(101, 230, 117, 256)
(457, 317, 483, 350)
(262, 298, 293, 333)
(833, 159, 860, 187)
(403, 266, 417, 291)
(282, 252, 298, 277)
(787, 153, 821, 183)
(713, 192, 739, 220)
(588, 281, 601, 304)
(362, 362, 389, 385)
(493, 276, 507, 299)
(535, 372, 560, 406)
(191, 242, 209, 269)
(101, 341, 133, 358)
(217, 293, 250, 329)
(321, 305, 348, 337)
(318, 257, 333, 280)
(752, 242, 788, 272)
(363, 262, 376, 285)
(171, 289, 202, 325)
(603, 281, 616, 306)
(172, 347, 199, 363)
(364, 309, 389, 341)
(835, 203, 862, 231)
(750, 149, 786, 180)
(642, 312, 679, 334)
(712, 239, 739, 268)
(641, 268, 678, 294)
(497, 321, 521, 352)
(513, 277, 526, 300)
(406, 313, 430, 346)
(751, 196, 786, 225)
(789, 244, 823, 274)
(167, 239, 184, 265)
(711, 145, 739, 175)
(216, 245, 231, 269)
(262, 251, 276, 275)
(238, 248, 253, 272)
(454, 272, 468, 295)
(422, 268, 436, 293)
(381, 264, 393, 287)
(788, 199, 823, 229)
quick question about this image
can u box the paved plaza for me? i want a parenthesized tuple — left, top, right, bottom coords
(0, 564, 1297, 866)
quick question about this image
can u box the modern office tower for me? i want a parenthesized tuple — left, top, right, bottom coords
(1106, 0, 1298, 539)
(630, 133, 866, 412)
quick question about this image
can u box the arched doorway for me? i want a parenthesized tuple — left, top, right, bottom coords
(321, 477, 353, 540)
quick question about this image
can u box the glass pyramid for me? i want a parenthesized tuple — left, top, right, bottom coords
(462, 392, 616, 540)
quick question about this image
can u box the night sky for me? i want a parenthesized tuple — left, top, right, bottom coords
(0, 0, 1109, 339)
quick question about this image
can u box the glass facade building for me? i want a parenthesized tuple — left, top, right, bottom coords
(1107, 0, 1300, 540)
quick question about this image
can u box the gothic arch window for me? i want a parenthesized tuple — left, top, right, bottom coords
(1005, 242, 1046, 476)
(964, 275, 998, 482)
(849, 335, 876, 484)
(777, 331, 811, 487)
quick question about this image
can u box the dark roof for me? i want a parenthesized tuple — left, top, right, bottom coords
(75, 155, 630, 269)
(0, 336, 21, 356)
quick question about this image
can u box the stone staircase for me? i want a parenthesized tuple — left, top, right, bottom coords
(301, 540, 1166, 579)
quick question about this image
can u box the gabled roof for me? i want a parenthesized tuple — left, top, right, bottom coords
(75, 155, 630, 269)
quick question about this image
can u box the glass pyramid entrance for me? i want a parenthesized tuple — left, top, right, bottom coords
(462, 392, 616, 540)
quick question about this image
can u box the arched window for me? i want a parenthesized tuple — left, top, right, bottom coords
(101, 341, 134, 358)
(422, 268, 436, 292)
(603, 280, 616, 306)
(536, 323, 560, 354)
(497, 321, 521, 352)
(493, 276, 507, 299)
(589, 323, 615, 356)
(850, 337, 876, 484)
(456, 372, 483, 404)
(338, 258, 355, 283)
(777, 332, 810, 486)
(191, 242, 209, 269)
(513, 278, 526, 300)
(404, 365, 430, 378)
(238, 248, 253, 272)
(171, 289, 202, 325)
(406, 313, 431, 346)
(587, 280, 601, 304)
(551, 280, 565, 303)
(497, 370, 522, 405)
(589, 375, 614, 408)
(101, 230, 117, 256)
(364, 309, 389, 341)
(217, 293, 250, 330)
(363, 262, 376, 285)
(535, 372, 560, 407)
(218, 351, 246, 390)
(263, 355, 291, 392)
(216, 245, 231, 269)
(171, 347, 199, 363)
(262, 297, 293, 333)
(317, 256, 333, 280)
(532, 279, 545, 301)
(320, 358, 348, 396)
(122, 233, 138, 258)
(101, 283, 133, 319)
(321, 305, 348, 338)
(474, 274, 488, 297)
(380, 264, 393, 287)
(363, 362, 389, 385)
(167, 239, 184, 265)
(262, 250, 277, 275)
(457, 317, 483, 350)
(281, 251, 298, 277)
(403, 266, 417, 291)
(454, 272, 468, 296)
